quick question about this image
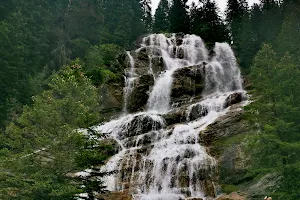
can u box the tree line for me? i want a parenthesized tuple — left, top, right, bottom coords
(1, 0, 300, 199)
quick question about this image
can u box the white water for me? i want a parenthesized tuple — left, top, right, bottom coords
(146, 34, 208, 114)
(123, 51, 136, 113)
(90, 34, 246, 199)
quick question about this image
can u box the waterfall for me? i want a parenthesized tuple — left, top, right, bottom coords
(88, 33, 247, 200)
(123, 51, 136, 113)
(146, 34, 208, 114)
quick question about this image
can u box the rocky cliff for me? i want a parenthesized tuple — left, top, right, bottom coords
(88, 33, 251, 200)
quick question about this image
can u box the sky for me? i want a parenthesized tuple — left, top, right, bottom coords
(151, 0, 261, 15)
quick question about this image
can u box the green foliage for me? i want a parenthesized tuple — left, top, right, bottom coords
(222, 184, 238, 194)
(190, 0, 229, 46)
(153, 0, 170, 33)
(0, 64, 113, 199)
(84, 44, 125, 85)
(245, 10, 300, 196)
(169, 0, 190, 33)
(5, 64, 100, 151)
(0, 0, 149, 128)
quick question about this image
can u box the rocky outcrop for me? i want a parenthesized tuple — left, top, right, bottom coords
(120, 115, 165, 139)
(162, 108, 187, 126)
(198, 104, 253, 197)
(224, 92, 247, 108)
(99, 83, 124, 120)
(187, 103, 209, 121)
(151, 56, 165, 75)
(200, 109, 245, 146)
(171, 64, 205, 104)
(127, 74, 154, 113)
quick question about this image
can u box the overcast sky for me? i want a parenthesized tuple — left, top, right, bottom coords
(151, 0, 260, 15)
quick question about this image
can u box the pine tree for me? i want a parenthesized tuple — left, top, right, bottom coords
(225, 0, 248, 42)
(153, 0, 170, 33)
(259, 0, 284, 43)
(191, 0, 229, 45)
(276, 6, 300, 64)
(169, 0, 190, 33)
(141, 0, 152, 32)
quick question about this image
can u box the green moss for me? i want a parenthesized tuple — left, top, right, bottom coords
(222, 184, 238, 194)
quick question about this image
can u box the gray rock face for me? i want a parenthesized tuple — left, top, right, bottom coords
(199, 105, 253, 196)
(151, 56, 165, 75)
(119, 114, 165, 139)
(162, 108, 186, 126)
(200, 109, 245, 146)
(127, 74, 154, 113)
(171, 64, 205, 105)
(187, 103, 209, 121)
(224, 92, 247, 108)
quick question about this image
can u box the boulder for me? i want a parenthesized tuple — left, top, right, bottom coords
(224, 92, 247, 108)
(177, 47, 185, 59)
(162, 108, 186, 126)
(171, 65, 205, 104)
(128, 74, 154, 113)
(136, 47, 149, 60)
(175, 32, 185, 46)
(187, 103, 209, 121)
(151, 56, 165, 75)
(120, 114, 165, 139)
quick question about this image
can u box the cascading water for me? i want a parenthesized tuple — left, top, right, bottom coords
(90, 33, 247, 200)
(123, 51, 136, 113)
(146, 34, 208, 114)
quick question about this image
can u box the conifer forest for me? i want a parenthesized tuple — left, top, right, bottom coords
(1, 0, 300, 199)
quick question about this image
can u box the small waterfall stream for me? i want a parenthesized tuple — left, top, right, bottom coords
(90, 34, 247, 200)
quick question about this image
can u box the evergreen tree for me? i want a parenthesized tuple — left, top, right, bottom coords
(153, 0, 170, 33)
(259, 0, 284, 44)
(0, 64, 110, 199)
(169, 0, 190, 33)
(141, 0, 153, 32)
(225, 0, 248, 42)
(191, 0, 229, 46)
(276, 6, 300, 63)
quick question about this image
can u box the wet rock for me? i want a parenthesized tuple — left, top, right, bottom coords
(200, 107, 253, 191)
(151, 56, 165, 75)
(176, 32, 184, 46)
(128, 74, 154, 112)
(137, 47, 149, 60)
(177, 47, 185, 59)
(187, 103, 209, 121)
(177, 38, 183, 46)
(224, 92, 247, 108)
(171, 65, 205, 104)
(203, 180, 216, 197)
(200, 109, 245, 146)
(162, 108, 186, 126)
(121, 115, 165, 138)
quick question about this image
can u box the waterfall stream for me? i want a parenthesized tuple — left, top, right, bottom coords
(90, 34, 247, 200)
